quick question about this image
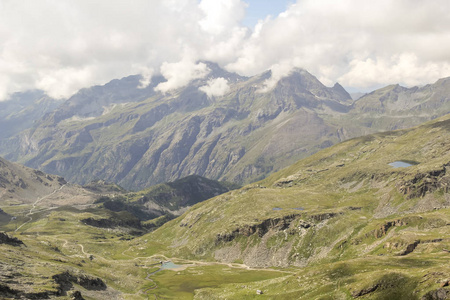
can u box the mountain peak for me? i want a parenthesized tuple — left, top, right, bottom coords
(199, 61, 248, 83)
(331, 82, 352, 103)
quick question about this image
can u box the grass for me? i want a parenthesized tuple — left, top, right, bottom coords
(147, 265, 287, 299)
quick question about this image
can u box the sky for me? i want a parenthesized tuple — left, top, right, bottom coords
(1, 0, 450, 101)
(242, 0, 293, 28)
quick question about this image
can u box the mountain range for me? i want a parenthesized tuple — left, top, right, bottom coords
(1, 62, 449, 190)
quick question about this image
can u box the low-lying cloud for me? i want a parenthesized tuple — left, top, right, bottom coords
(1, 0, 450, 101)
(155, 59, 210, 93)
(199, 77, 230, 98)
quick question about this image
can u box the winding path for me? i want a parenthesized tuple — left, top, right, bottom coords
(15, 184, 66, 232)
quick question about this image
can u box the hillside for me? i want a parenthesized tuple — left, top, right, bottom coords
(91, 175, 240, 226)
(136, 114, 450, 298)
(127, 174, 240, 214)
(0, 116, 448, 299)
(0, 156, 94, 208)
(2, 65, 448, 190)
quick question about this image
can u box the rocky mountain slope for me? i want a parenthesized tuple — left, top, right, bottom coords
(126, 174, 240, 215)
(0, 156, 93, 207)
(89, 175, 240, 230)
(1, 63, 449, 191)
(0, 90, 59, 140)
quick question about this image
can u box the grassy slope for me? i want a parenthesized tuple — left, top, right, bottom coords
(140, 114, 450, 298)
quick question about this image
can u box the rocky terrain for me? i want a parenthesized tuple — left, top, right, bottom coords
(1, 64, 448, 190)
(0, 156, 93, 207)
(0, 90, 59, 140)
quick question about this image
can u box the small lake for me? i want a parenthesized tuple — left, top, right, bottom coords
(389, 161, 417, 168)
(272, 207, 304, 211)
(161, 261, 182, 270)
(149, 261, 183, 276)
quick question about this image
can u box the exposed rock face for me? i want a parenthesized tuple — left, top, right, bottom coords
(0, 232, 24, 247)
(398, 162, 450, 198)
(215, 214, 301, 244)
(352, 284, 379, 297)
(70, 290, 85, 300)
(52, 271, 107, 296)
(373, 219, 409, 238)
(421, 288, 450, 300)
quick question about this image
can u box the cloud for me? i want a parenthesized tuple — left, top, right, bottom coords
(155, 59, 210, 93)
(199, 77, 230, 97)
(226, 0, 450, 91)
(199, 0, 246, 35)
(134, 65, 155, 89)
(1, 0, 450, 101)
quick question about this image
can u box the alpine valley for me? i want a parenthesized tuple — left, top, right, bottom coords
(0, 66, 449, 299)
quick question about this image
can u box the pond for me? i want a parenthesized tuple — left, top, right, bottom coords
(272, 207, 304, 211)
(149, 261, 183, 276)
(161, 261, 182, 270)
(389, 160, 418, 168)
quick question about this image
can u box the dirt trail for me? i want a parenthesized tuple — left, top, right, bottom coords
(15, 184, 66, 232)
(142, 253, 294, 274)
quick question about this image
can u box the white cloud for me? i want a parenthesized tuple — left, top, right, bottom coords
(199, 0, 246, 35)
(1, 0, 450, 100)
(134, 65, 154, 89)
(155, 59, 210, 93)
(226, 0, 450, 91)
(199, 77, 230, 97)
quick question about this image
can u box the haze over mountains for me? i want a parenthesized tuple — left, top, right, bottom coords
(0, 63, 449, 190)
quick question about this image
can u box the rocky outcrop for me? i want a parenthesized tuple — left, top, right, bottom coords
(369, 217, 421, 239)
(310, 212, 340, 222)
(70, 290, 85, 300)
(352, 284, 379, 297)
(398, 162, 450, 198)
(398, 240, 420, 256)
(52, 271, 106, 296)
(421, 288, 450, 300)
(0, 283, 53, 299)
(0, 232, 24, 247)
(81, 217, 142, 230)
(216, 214, 301, 244)
(384, 238, 445, 256)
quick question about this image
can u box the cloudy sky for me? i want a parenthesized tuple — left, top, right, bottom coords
(1, 0, 450, 101)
